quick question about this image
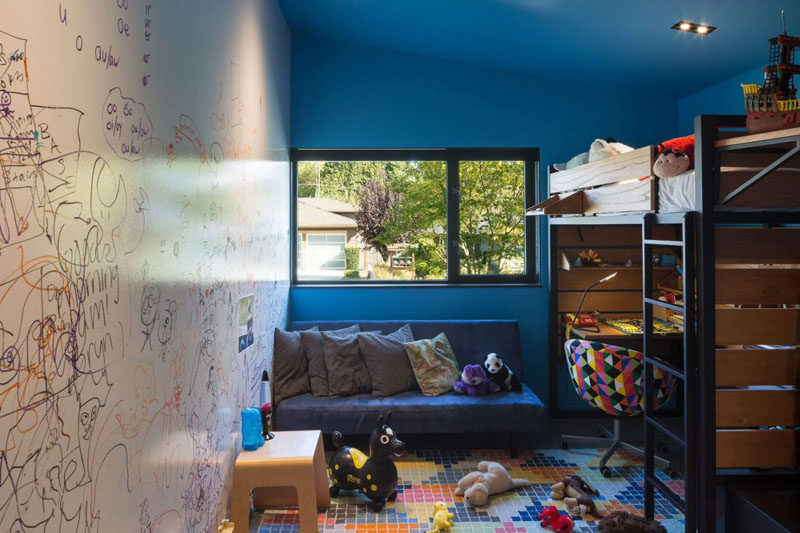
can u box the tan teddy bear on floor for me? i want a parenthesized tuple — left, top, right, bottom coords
(454, 461, 531, 507)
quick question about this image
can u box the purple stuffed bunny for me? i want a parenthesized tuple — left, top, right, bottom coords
(453, 364, 500, 396)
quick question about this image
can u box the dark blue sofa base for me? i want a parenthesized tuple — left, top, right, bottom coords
(274, 387, 543, 435)
(275, 320, 545, 453)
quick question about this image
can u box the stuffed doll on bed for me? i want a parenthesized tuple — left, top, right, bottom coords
(653, 134, 695, 178)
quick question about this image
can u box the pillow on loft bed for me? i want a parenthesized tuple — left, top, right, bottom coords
(553, 138, 635, 171)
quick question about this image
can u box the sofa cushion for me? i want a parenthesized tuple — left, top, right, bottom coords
(274, 386, 545, 435)
(359, 324, 416, 397)
(323, 330, 380, 397)
(404, 332, 461, 396)
(289, 320, 525, 381)
(301, 324, 360, 397)
(273, 326, 318, 404)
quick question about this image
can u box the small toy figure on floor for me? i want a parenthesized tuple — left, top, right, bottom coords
(597, 511, 667, 533)
(453, 364, 499, 396)
(550, 474, 602, 517)
(328, 412, 405, 511)
(538, 506, 574, 532)
(484, 353, 522, 392)
(426, 502, 454, 533)
(455, 461, 531, 507)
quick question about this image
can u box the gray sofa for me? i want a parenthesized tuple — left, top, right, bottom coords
(273, 320, 545, 451)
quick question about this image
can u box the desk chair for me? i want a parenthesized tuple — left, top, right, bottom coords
(561, 339, 677, 477)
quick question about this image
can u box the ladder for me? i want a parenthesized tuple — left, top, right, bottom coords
(642, 212, 696, 531)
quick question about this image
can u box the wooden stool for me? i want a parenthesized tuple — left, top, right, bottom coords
(232, 430, 330, 532)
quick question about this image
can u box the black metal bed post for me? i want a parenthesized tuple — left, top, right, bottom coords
(547, 221, 559, 415)
(694, 114, 725, 531)
(642, 214, 655, 520)
(681, 211, 697, 532)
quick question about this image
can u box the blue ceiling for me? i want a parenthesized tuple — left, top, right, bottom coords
(277, 0, 799, 96)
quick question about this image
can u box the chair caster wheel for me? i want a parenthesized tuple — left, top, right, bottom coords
(666, 468, 680, 479)
(601, 466, 612, 478)
(560, 441, 569, 450)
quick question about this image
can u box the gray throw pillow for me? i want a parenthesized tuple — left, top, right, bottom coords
(273, 326, 318, 404)
(322, 330, 380, 397)
(301, 324, 360, 397)
(359, 325, 417, 397)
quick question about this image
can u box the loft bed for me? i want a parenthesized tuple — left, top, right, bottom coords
(529, 125, 800, 217)
(542, 116, 800, 531)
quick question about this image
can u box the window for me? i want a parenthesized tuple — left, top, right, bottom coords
(291, 148, 539, 284)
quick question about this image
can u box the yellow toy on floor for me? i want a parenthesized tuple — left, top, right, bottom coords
(426, 501, 454, 533)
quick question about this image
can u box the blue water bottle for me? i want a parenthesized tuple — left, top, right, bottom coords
(241, 407, 265, 450)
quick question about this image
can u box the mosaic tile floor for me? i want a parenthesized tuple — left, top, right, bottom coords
(256, 448, 684, 533)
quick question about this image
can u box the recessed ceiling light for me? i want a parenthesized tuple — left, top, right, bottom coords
(671, 21, 716, 35)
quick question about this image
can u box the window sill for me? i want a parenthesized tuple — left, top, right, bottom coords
(291, 282, 544, 289)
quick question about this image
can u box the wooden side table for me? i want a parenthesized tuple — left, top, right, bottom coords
(232, 430, 330, 532)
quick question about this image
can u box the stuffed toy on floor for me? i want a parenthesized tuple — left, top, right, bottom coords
(453, 364, 499, 396)
(454, 461, 531, 507)
(426, 502, 454, 533)
(550, 474, 601, 517)
(597, 511, 667, 533)
(484, 353, 522, 392)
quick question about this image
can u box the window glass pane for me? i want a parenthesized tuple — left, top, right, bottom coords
(296, 161, 447, 281)
(458, 161, 526, 276)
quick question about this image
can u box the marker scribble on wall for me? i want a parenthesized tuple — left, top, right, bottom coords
(0, 1, 290, 528)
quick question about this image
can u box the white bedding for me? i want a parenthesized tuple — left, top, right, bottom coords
(657, 170, 697, 213)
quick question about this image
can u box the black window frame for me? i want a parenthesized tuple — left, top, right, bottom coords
(290, 148, 540, 286)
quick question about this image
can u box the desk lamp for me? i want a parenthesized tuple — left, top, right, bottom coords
(566, 271, 618, 338)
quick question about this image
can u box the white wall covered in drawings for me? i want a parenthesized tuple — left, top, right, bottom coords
(0, 1, 290, 531)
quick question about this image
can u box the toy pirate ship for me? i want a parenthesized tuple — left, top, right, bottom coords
(742, 13, 800, 133)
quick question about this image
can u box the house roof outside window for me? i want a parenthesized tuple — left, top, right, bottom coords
(297, 197, 358, 229)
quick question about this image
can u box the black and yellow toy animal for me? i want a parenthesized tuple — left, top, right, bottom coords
(328, 413, 405, 511)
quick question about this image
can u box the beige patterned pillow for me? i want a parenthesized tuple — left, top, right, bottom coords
(403, 332, 461, 396)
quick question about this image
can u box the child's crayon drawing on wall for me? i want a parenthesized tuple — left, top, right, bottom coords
(238, 294, 255, 352)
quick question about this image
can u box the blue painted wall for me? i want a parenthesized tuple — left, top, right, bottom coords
(678, 65, 762, 132)
(290, 35, 681, 412)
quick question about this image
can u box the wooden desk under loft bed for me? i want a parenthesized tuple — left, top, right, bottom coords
(545, 220, 687, 417)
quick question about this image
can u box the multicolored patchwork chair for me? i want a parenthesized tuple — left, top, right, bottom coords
(561, 339, 677, 477)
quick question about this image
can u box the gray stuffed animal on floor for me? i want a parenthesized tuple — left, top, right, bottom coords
(454, 461, 531, 507)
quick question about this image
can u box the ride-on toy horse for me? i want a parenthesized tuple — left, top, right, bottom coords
(328, 413, 405, 511)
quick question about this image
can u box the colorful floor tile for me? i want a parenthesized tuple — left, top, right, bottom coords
(256, 448, 684, 533)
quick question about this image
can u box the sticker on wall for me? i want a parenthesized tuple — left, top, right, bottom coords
(238, 294, 255, 352)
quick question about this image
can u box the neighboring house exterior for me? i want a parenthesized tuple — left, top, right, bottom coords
(297, 197, 366, 279)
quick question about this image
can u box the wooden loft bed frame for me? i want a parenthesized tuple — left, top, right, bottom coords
(533, 146, 657, 215)
(530, 124, 800, 217)
(543, 116, 800, 532)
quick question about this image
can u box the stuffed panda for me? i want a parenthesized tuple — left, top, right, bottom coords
(484, 353, 522, 392)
